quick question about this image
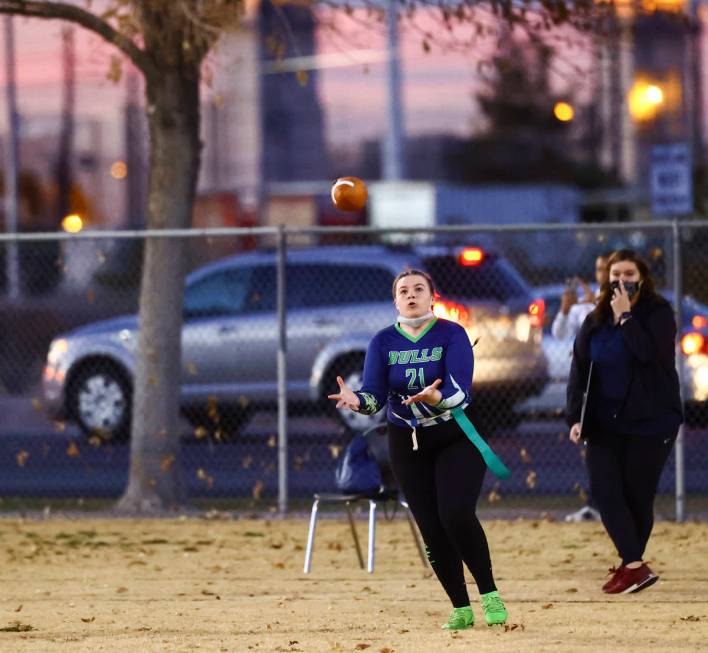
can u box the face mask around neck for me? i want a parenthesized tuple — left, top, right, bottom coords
(397, 311, 434, 328)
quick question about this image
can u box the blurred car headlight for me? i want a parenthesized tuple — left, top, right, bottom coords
(514, 314, 531, 343)
(688, 354, 708, 401)
(47, 339, 68, 365)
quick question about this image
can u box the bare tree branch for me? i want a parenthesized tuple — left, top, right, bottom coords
(0, 0, 151, 74)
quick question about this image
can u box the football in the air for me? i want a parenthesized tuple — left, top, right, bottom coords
(331, 176, 368, 212)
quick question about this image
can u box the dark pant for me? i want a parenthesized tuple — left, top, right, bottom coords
(586, 433, 674, 565)
(388, 413, 495, 607)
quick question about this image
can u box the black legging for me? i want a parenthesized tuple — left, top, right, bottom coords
(586, 432, 675, 565)
(388, 410, 496, 607)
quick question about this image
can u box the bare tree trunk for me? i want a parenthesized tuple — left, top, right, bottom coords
(116, 66, 201, 513)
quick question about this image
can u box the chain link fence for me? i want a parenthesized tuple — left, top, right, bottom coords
(0, 223, 706, 517)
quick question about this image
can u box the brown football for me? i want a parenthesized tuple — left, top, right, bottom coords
(331, 176, 368, 212)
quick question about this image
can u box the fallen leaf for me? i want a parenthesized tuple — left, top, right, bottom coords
(296, 69, 309, 86)
(160, 455, 176, 473)
(80, 616, 95, 623)
(525, 470, 537, 489)
(116, 587, 128, 594)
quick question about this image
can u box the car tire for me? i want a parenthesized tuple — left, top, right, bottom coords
(67, 362, 132, 441)
(325, 354, 385, 434)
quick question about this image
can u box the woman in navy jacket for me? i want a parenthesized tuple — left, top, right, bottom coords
(566, 249, 682, 595)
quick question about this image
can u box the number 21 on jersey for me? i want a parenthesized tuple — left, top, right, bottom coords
(405, 367, 426, 391)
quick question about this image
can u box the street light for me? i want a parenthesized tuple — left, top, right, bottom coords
(61, 213, 83, 233)
(628, 80, 664, 121)
(553, 101, 574, 122)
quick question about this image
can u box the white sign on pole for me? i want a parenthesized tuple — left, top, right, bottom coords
(650, 143, 693, 216)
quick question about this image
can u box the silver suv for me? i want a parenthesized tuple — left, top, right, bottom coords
(42, 244, 549, 438)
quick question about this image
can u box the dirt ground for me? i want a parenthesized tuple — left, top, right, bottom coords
(1, 514, 707, 652)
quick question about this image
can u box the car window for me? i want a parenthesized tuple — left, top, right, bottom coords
(422, 256, 530, 301)
(184, 268, 252, 317)
(246, 266, 277, 313)
(287, 264, 394, 308)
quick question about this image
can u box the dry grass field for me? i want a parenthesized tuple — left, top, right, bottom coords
(1, 515, 707, 652)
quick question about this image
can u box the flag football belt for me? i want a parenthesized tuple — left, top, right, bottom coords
(452, 407, 511, 480)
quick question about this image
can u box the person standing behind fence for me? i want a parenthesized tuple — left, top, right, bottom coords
(566, 249, 682, 594)
(552, 252, 611, 341)
(328, 269, 509, 630)
(553, 251, 611, 523)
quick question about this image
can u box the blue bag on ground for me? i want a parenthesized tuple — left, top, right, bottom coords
(335, 434, 382, 494)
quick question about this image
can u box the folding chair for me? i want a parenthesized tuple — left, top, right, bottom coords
(303, 424, 427, 573)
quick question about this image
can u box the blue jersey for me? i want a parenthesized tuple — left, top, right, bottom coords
(354, 318, 473, 429)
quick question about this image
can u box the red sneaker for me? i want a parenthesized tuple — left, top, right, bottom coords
(602, 565, 625, 593)
(605, 563, 658, 594)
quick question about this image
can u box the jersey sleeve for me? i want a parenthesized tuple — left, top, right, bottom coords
(433, 325, 473, 410)
(354, 333, 388, 415)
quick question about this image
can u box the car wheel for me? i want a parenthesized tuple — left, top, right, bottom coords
(68, 364, 131, 441)
(327, 355, 385, 434)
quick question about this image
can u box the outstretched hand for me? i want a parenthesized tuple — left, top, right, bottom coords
(402, 378, 443, 406)
(327, 375, 360, 411)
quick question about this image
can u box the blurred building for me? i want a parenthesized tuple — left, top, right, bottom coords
(1, 1, 705, 231)
(595, 0, 705, 213)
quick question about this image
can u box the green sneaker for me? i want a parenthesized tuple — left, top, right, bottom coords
(481, 591, 508, 626)
(441, 606, 474, 630)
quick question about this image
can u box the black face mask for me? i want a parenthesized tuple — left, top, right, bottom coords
(611, 280, 640, 300)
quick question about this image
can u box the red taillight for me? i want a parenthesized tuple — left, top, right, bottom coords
(433, 298, 470, 326)
(692, 315, 708, 329)
(682, 332, 706, 356)
(528, 298, 545, 328)
(459, 247, 485, 266)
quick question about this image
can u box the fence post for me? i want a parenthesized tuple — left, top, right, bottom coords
(672, 219, 685, 522)
(277, 225, 288, 514)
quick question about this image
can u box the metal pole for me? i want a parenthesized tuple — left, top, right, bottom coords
(672, 219, 685, 522)
(383, 0, 405, 180)
(276, 225, 288, 514)
(3, 16, 20, 301)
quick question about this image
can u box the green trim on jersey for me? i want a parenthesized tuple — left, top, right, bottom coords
(394, 317, 438, 343)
